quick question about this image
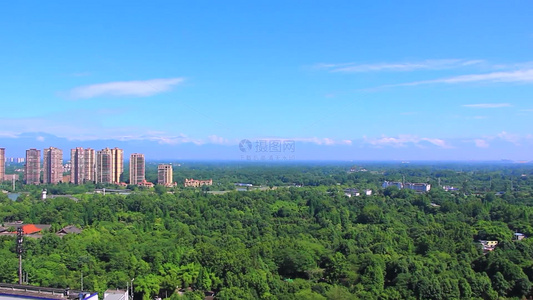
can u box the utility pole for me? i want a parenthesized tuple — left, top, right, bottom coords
(17, 227, 23, 284)
(130, 278, 135, 300)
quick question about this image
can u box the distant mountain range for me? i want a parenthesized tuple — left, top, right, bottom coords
(0, 132, 531, 162)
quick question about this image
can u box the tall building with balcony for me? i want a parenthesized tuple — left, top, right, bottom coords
(25, 149, 41, 184)
(158, 164, 173, 186)
(43, 147, 63, 184)
(96, 148, 123, 184)
(112, 147, 123, 184)
(96, 148, 112, 184)
(0, 148, 4, 182)
(70, 147, 84, 184)
(71, 147, 96, 184)
(129, 153, 145, 185)
(84, 148, 96, 182)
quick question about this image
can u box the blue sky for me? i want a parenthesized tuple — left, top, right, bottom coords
(1, 1, 533, 161)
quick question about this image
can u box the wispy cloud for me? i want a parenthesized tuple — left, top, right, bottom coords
(208, 135, 232, 145)
(316, 59, 483, 73)
(67, 77, 185, 99)
(364, 135, 452, 148)
(246, 137, 353, 146)
(463, 103, 512, 108)
(397, 69, 533, 86)
(125, 133, 204, 145)
(295, 137, 352, 145)
(474, 139, 489, 148)
(492, 61, 533, 70)
(0, 131, 19, 138)
(496, 131, 520, 145)
(470, 131, 524, 148)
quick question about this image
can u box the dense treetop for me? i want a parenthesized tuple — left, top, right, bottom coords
(2, 162, 533, 299)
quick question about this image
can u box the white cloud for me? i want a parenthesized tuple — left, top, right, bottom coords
(341, 139, 353, 145)
(364, 135, 451, 148)
(67, 77, 185, 99)
(470, 131, 525, 147)
(0, 115, 354, 147)
(0, 131, 19, 138)
(294, 137, 352, 145)
(474, 139, 489, 148)
(463, 103, 512, 108)
(496, 131, 520, 145)
(36, 136, 45, 142)
(238, 137, 353, 146)
(113, 132, 204, 145)
(492, 61, 533, 70)
(423, 138, 449, 148)
(399, 69, 533, 86)
(208, 135, 232, 145)
(316, 59, 483, 73)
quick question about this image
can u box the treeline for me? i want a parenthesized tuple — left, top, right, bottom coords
(4, 161, 533, 195)
(2, 179, 533, 299)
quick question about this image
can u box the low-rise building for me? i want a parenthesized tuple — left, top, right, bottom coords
(404, 182, 431, 192)
(0, 223, 52, 238)
(103, 290, 128, 300)
(344, 188, 360, 197)
(443, 185, 459, 191)
(479, 240, 498, 252)
(514, 233, 526, 241)
(0, 283, 94, 300)
(137, 180, 154, 188)
(383, 181, 431, 192)
(56, 225, 82, 237)
(382, 181, 403, 189)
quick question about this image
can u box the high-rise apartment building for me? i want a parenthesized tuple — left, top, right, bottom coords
(96, 147, 123, 184)
(43, 147, 63, 184)
(112, 148, 123, 183)
(25, 149, 41, 184)
(84, 148, 96, 182)
(0, 148, 5, 182)
(158, 164, 173, 186)
(129, 153, 145, 185)
(96, 148, 112, 184)
(70, 148, 84, 184)
(71, 147, 96, 184)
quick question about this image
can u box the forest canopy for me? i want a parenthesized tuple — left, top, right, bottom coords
(2, 162, 533, 299)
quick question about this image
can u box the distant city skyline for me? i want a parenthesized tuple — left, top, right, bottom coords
(1, 145, 185, 185)
(1, 2, 532, 160)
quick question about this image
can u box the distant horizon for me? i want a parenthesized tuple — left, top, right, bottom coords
(1, 134, 532, 163)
